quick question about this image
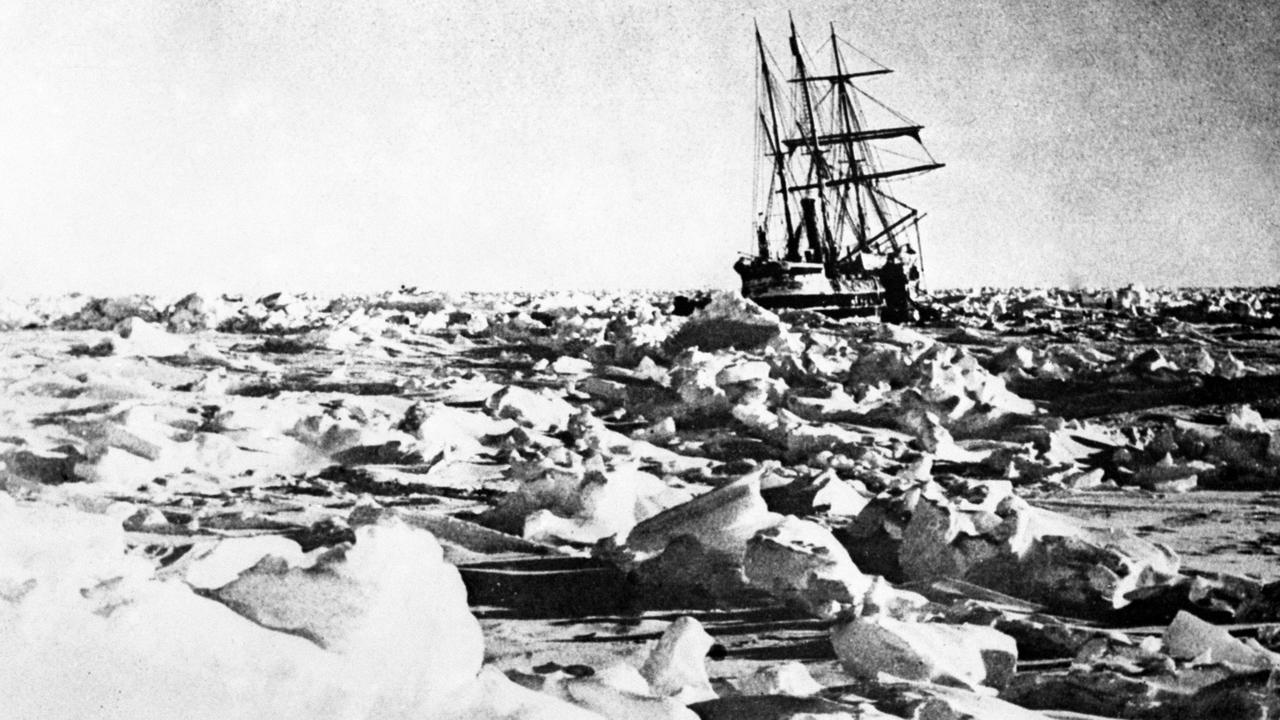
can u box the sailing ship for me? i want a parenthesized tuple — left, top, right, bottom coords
(735, 18, 943, 321)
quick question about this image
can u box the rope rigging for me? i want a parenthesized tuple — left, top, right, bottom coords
(748, 20, 941, 265)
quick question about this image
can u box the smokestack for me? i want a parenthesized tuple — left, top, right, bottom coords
(800, 197, 821, 260)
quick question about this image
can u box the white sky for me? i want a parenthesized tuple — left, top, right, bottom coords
(1, 0, 1277, 296)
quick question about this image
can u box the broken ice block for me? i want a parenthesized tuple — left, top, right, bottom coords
(641, 617, 718, 703)
(743, 516, 873, 618)
(830, 615, 1018, 689)
(734, 662, 824, 697)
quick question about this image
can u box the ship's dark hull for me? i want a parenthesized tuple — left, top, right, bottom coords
(733, 258, 886, 318)
(750, 291, 883, 318)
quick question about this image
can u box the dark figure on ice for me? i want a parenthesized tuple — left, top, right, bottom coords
(879, 254, 913, 323)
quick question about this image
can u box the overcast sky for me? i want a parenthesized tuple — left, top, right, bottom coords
(1, 0, 1276, 296)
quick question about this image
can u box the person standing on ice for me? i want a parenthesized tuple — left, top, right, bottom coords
(879, 252, 912, 323)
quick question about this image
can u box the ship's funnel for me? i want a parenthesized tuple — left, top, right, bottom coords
(800, 198, 822, 261)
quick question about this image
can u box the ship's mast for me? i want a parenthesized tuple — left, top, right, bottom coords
(788, 15, 836, 271)
(829, 23, 867, 252)
(827, 29, 894, 254)
(755, 24, 797, 260)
